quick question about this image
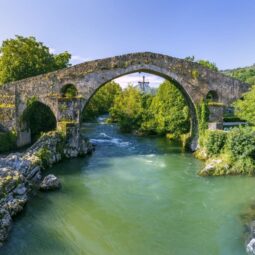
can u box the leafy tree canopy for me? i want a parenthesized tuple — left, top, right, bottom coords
(234, 85, 255, 125)
(0, 35, 71, 84)
(109, 80, 190, 137)
(110, 85, 145, 132)
(223, 65, 255, 85)
(141, 80, 190, 136)
(82, 81, 121, 121)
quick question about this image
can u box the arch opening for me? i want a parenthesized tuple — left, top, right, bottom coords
(61, 84, 78, 98)
(21, 101, 57, 142)
(81, 70, 198, 150)
(206, 90, 219, 102)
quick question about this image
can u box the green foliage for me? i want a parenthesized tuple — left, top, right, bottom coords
(0, 131, 16, 153)
(35, 147, 51, 169)
(198, 127, 255, 176)
(204, 130, 227, 156)
(233, 85, 255, 125)
(109, 80, 190, 138)
(225, 127, 255, 159)
(141, 80, 190, 136)
(223, 65, 255, 84)
(82, 81, 121, 121)
(191, 70, 199, 79)
(185, 56, 218, 71)
(61, 84, 78, 98)
(197, 60, 218, 72)
(22, 101, 56, 141)
(231, 157, 255, 176)
(197, 100, 209, 136)
(0, 35, 71, 84)
(27, 96, 38, 106)
(110, 85, 145, 132)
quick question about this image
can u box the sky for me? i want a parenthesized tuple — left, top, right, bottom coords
(0, 0, 254, 87)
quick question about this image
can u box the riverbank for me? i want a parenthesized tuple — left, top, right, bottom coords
(0, 131, 93, 246)
(194, 127, 255, 176)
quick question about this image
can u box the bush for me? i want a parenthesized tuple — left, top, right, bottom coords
(226, 127, 255, 159)
(0, 131, 16, 153)
(35, 147, 51, 169)
(231, 157, 255, 176)
(204, 130, 227, 156)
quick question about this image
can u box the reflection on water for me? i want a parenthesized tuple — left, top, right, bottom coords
(1, 117, 254, 255)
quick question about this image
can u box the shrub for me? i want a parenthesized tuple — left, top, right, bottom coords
(0, 131, 16, 153)
(226, 127, 255, 159)
(231, 157, 255, 176)
(204, 130, 227, 156)
(35, 147, 51, 169)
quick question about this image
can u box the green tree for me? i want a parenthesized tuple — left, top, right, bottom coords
(110, 85, 144, 132)
(233, 85, 255, 125)
(82, 81, 121, 121)
(223, 65, 255, 85)
(0, 35, 71, 84)
(141, 80, 190, 136)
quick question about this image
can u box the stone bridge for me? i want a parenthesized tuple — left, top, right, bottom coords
(0, 52, 250, 150)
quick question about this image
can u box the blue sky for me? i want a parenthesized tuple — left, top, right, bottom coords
(0, 0, 254, 86)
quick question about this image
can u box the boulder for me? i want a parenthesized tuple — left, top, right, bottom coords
(40, 174, 61, 191)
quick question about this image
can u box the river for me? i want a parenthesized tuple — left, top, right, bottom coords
(1, 117, 255, 255)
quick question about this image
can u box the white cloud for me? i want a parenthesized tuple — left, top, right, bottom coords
(71, 55, 90, 64)
(114, 72, 164, 88)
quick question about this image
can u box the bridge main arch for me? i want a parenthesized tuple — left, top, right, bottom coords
(80, 65, 199, 150)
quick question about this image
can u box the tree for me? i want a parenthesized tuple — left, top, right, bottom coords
(82, 81, 122, 121)
(141, 80, 190, 136)
(234, 85, 255, 125)
(0, 35, 71, 84)
(110, 85, 145, 132)
(223, 66, 255, 85)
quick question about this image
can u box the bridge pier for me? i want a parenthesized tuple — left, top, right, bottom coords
(56, 97, 90, 157)
(208, 104, 224, 131)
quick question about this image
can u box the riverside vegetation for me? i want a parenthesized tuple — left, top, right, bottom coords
(196, 85, 255, 177)
(83, 80, 191, 147)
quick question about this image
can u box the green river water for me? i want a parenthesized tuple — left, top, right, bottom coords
(1, 117, 255, 255)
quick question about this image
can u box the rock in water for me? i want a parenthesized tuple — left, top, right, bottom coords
(40, 174, 61, 191)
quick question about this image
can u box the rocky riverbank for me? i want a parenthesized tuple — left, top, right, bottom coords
(0, 131, 93, 246)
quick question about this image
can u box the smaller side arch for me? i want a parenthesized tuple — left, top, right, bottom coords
(206, 90, 219, 102)
(60, 84, 78, 98)
(18, 100, 57, 145)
